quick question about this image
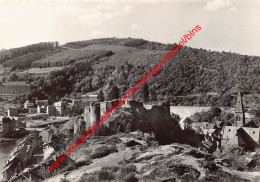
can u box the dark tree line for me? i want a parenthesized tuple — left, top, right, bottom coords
(0, 42, 58, 64)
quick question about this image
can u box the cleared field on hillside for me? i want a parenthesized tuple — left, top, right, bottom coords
(20, 67, 65, 75)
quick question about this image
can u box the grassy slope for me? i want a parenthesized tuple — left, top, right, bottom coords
(44, 132, 259, 182)
(19, 67, 65, 75)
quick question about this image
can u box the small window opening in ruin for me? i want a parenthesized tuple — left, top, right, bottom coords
(228, 129, 231, 132)
(253, 131, 255, 134)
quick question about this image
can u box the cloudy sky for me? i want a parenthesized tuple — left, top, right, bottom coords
(0, 0, 259, 56)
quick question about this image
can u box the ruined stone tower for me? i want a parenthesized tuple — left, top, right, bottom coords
(84, 102, 100, 128)
(234, 91, 245, 127)
(74, 116, 86, 135)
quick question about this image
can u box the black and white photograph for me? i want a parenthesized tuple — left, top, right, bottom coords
(0, 0, 260, 181)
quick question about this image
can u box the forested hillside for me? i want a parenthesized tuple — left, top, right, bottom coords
(1, 38, 259, 107)
(31, 49, 114, 68)
(0, 42, 59, 64)
(2, 49, 62, 69)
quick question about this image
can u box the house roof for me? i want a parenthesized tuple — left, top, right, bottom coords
(1, 117, 11, 123)
(222, 126, 260, 147)
(245, 121, 259, 128)
(216, 120, 223, 126)
(222, 126, 240, 145)
(35, 100, 48, 106)
(2, 156, 21, 172)
(203, 140, 213, 148)
(207, 129, 216, 134)
(241, 127, 260, 144)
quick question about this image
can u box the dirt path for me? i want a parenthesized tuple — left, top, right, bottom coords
(218, 164, 260, 182)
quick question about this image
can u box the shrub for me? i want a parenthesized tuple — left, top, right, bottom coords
(98, 168, 115, 181)
(83, 149, 92, 156)
(101, 166, 119, 172)
(58, 160, 91, 174)
(105, 136, 122, 145)
(123, 173, 139, 182)
(79, 174, 99, 182)
(118, 164, 137, 176)
(89, 146, 118, 159)
(116, 164, 138, 182)
(215, 145, 247, 170)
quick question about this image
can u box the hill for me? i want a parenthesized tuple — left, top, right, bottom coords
(1, 38, 259, 107)
(2, 49, 63, 69)
(0, 42, 59, 65)
(63, 37, 171, 51)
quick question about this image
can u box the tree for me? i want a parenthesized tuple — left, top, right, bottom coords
(54, 41, 59, 48)
(183, 118, 193, 129)
(126, 123, 131, 133)
(108, 85, 120, 100)
(49, 133, 66, 152)
(9, 72, 19, 81)
(97, 89, 105, 102)
(26, 94, 32, 101)
(250, 106, 260, 126)
(150, 88, 157, 102)
(209, 106, 222, 117)
(142, 83, 149, 103)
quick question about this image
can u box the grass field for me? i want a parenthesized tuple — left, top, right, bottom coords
(20, 66, 65, 75)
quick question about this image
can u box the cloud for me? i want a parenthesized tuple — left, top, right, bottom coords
(131, 24, 141, 30)
(72, 4, 130, 26)
(203, 0, 232, 11)
(123, 5, 131, 12)
(75, 11, 120, 26)
(90, 30, 104, 37)
(229, 7, 237, 11)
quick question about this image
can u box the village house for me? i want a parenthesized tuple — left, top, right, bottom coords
(53, 101, 66, 116)
(24, 100, 35, 108)
(222, 126, 259, 150)
(7, 165, 45, 182)
(221, 92, 260, 151)
(37, 105, 47, 114)
(12, 117, 26, 129)
(7, 107, 19, 117)
(201, 92, 260, 153)
(36, 100, 48, 107)
(2, 132, 42, 182)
